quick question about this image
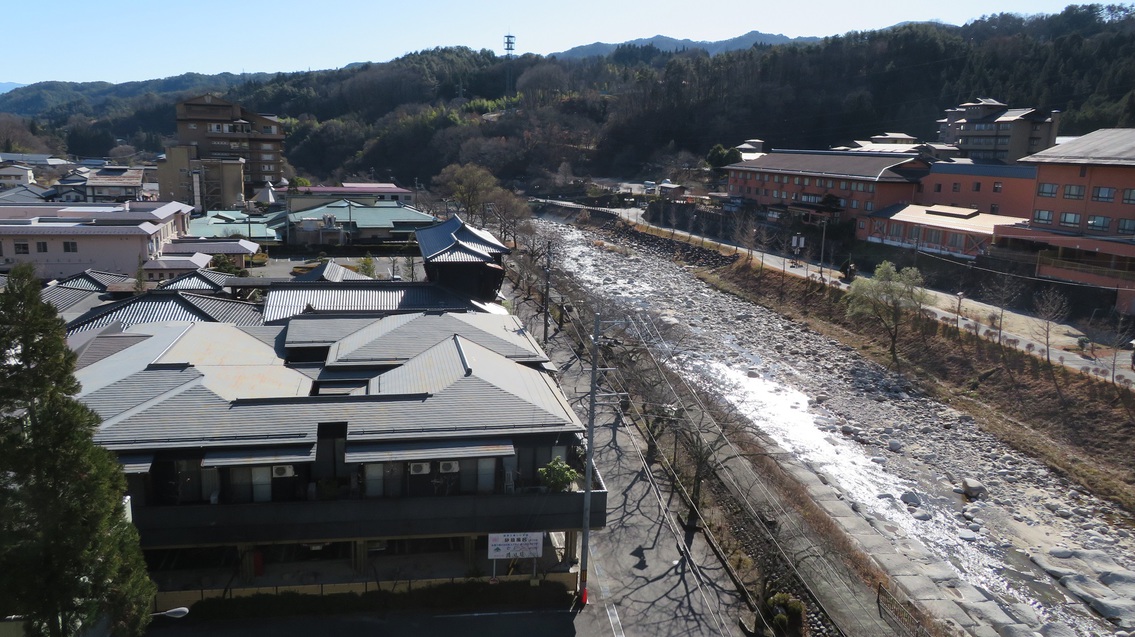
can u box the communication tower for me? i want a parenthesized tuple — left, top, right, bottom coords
(504, 34, 516, 95)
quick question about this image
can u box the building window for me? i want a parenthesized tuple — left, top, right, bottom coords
(990, 204, 999, 214)
(803, 178, 810, 186)
(1033, 210, 1053, 224)
(952, 182, 960, 192)
(865, 201, 874, 211)
(925, 228, 942, 244)
(947, 233, 963, 248)
(907, 225, 921, 241)
(993, 182, 1003, 193)
(35, 241, 47, 253)
(1037, 183, 1057, 197)
(793, 177, 800, 185)
(63, 241, 78, 253)
(188, 123, 197, 129)
(1063, 185, 1085, 200)
(934, 183, 942, 192)
(1059, 212, 1081, 227)
(1092, 186, 1116, 203)
(14, 242, 28, 254)
(889, 223, 903, 238)
(1087, 215, 1110, 231)
(850, 199, 859, 209)
(972, 182, 981, 192)
(1124, 189, 1135, 205)
(1119, 219, 1135, 235)
(209, 123, 223, 133)
(840, 181, 848, 190)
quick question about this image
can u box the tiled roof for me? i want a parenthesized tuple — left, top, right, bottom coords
(75, 333, 152, 370)
(262, 281, 478, 323)
(416, 215, 510, 263)
(285, 315, 382, 348)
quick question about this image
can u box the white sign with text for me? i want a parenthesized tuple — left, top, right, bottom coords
(488, 532, 543, 559)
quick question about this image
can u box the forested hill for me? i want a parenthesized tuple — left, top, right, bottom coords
(551, 30, 818, 59)
(3, 4, 1135, 186)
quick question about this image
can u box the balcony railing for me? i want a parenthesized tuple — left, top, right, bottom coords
(132, 485, 607, 549)
(1038, 253, 1135, 283)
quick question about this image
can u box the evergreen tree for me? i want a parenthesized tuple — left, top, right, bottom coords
(0, 264, 155, 637)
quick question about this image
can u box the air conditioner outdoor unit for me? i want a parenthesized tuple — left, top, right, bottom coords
(271, 465, 295, 478)
(438, 461, 459, 474)
(409, 462, 431, 475)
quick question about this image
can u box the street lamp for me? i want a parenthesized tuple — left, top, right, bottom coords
(818, 218, 828, 279)
(152, 607, 189, 619)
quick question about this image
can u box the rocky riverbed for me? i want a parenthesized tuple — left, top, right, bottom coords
(545, 218, 1135, 636)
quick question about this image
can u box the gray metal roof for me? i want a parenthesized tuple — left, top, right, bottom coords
(262, 282, 478, 323)
(727, 150, 930, 182)
(74, 333, 152, 370)
(1021, 128, 1135, 166)
(345, 438, 514, 463)
(370, 336, 576, 425)
(93, 388, 578, 453)
(202, 444, 316, 467)
(42, 286, 99, 312)
(327, 313, 547, 366)
(285, 315, 382, 348)
(292, 260, 372, 282)
(117, 454, 154, 474)
(158, 268, 231, 291)
(164, 239, 259, 255)
(416, 215, 510, 262)
(81, 366, 204, 422)
(67, 291, 263, 334)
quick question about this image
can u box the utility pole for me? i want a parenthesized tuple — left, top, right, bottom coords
(819, 218, 828, 279)
(543, 241, 552, 343)
(579, 312, 599, 605)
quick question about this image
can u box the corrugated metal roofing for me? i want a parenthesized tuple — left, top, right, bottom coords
(262, 282, 477, 323)
(1022, 128, 1135, 166)
(67, 291, 263, 334)
(201, 444, 316, 467)
(345, 438, 514, 463)
(75, 333, 152, 370)
(285, 316, 381, 347)
(327, 313, 546, 365)
(81, 366, 204, 421)
(727, 150, 929, 182)
(117, 454, 153, 474)
(928, 162, 1036, 178)
(370, 336, 576, 426)
(292, 260, 372, 282)
(158, 268, 231, 291)
(94, 388, 578, 453)
(42, 286, 98, 312)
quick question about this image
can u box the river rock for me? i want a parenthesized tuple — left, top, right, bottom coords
(959, 529, 978, 541)
(961, 478, 987, 499)
(888, 439, 903, 452)
(900, 491, 921, 507)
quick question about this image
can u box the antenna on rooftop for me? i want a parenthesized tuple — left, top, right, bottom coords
(504, 34, 516, 96)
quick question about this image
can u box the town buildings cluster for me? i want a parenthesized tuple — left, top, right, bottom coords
(0, 95, 603, 609)
(725, 99, 1135, 312)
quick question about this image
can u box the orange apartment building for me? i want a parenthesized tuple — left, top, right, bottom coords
(995, 129, 1135, 312)
(726, 150, 931, 226)
(914, 161, 1037, 217)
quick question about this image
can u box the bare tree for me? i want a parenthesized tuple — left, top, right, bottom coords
(981, 272, 1025, 393)
(1032, 288, 1070, 369)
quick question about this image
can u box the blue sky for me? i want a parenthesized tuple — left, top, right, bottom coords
(4, 0, 1081, 85)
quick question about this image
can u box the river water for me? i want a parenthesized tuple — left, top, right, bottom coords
(547, 220, 1130, 636)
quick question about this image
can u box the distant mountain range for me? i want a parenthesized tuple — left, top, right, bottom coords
(551, 30, 821, 59)
(0, 82, 25, 95)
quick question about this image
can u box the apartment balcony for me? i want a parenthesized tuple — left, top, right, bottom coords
(1037, 253, 1135, 285)
(131, 476, 607, 549)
